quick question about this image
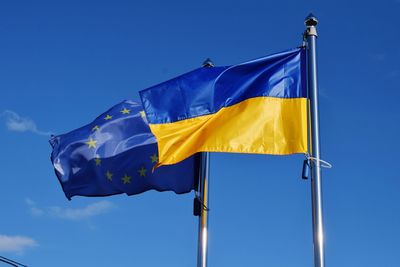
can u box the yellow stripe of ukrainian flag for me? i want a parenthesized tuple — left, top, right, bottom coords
(150, 96, 308, 166)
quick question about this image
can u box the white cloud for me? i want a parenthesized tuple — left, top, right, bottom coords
(0, 235, 38, 253)
(48, 201, 115, 221)
(25, 198, 44, 216)
(26, 199, 115, 221)
(1, 110, 52, 136)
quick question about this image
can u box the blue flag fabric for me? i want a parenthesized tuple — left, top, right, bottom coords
(50, 100, 199, 200)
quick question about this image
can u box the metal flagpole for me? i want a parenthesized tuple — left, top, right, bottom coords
(197, 152, 210, 267)
(304, 14, 326, 267)
(196, 58, 213, 267)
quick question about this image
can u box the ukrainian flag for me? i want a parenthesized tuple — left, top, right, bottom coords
(140, 48, 308, 166)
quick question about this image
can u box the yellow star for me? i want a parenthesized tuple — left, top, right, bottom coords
(138, 166, 147, 177)
(85, 138, 97, 149)
(121, 108, 130, 114)
(104, 114, 113, 120)
(140, 111, 146, 118)
(122, 174, 131, 184)
(150, 153, 158, 163)
(106, 171, 113, 181)
(95, 157, 101, 166)
(92, 125, 99, 131)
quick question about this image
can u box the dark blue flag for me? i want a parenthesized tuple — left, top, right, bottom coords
(50, 100, 199, 200)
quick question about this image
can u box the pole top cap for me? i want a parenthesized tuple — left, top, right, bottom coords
(202, 58, 214, 67)
(305, 13, 318, 27)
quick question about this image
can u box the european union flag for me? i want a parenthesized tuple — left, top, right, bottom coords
(50, 100, 199, 200)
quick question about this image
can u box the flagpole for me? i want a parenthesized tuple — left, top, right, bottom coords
(304, 14, 326, 267)
(196, 59, 213, 267)
(197, 152, 210, 267)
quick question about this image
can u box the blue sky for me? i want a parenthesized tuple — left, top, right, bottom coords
(1, 0, 400, 266)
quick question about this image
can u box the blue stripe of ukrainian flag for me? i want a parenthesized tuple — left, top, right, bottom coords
(140, 48, 308, 166)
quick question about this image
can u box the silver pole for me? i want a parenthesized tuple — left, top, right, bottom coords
(196, 58, 213, 267)
(304, 14, 325, 267)
(197, 152, 210, 267)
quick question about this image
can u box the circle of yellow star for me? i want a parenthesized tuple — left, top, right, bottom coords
(106, 171, 113, 181)
(122, 174, 131, 184)
(150, 153, 158, 163)
(104, 114, 113, 120)
(138, 166, 147, 177)
(121, 108, 130, 114)
(86, 138, 97, 149)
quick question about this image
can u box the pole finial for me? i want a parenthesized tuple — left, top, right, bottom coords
(305, 13, 318, 27)
(202, 58, 214, 68)
(304, 13, 318, 37)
